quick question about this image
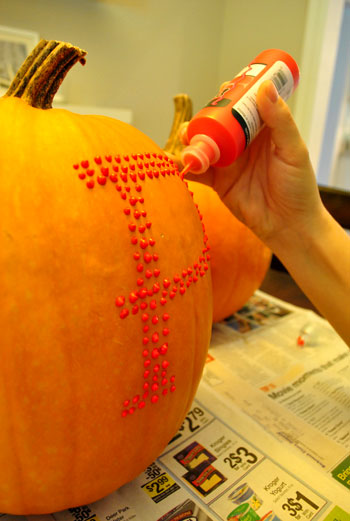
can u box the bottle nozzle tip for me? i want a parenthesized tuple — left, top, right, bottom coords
(181, 134, 220, 174)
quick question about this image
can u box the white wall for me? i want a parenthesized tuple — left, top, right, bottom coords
(0, 0, 308, 147)
(0, 0, 224, 146)
(217, 0, 308, 114)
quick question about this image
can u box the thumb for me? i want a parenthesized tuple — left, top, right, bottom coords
(257, 80, 307, 163)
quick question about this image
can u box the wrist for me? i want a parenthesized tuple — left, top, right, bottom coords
(266, 202, 328, 264)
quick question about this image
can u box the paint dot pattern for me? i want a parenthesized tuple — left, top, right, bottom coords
(73, 152, 210, 417)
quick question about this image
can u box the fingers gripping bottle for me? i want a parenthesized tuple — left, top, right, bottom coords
(181, 49, 299, 173)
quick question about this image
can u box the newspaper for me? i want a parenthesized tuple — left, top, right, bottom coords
(1, 292, 350, 521)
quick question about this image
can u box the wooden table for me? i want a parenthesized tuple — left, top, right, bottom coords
(260, 184, 350, 319)
(260, 267, 320, 315)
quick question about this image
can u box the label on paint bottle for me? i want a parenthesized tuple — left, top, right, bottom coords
(232, 60, 294, 146)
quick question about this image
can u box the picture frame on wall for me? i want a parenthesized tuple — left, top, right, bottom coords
(0, 25, 39, 94)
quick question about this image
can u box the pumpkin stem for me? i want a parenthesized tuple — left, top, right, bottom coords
(4, 39, 87, 109)
(164, 94, 193, 156)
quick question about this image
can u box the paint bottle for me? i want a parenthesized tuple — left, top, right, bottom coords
(181, 49, 300, 174)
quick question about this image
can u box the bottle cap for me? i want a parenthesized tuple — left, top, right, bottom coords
(181, 134, 220, 174)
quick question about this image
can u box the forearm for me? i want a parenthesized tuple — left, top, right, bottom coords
(268, 207, 350, 347)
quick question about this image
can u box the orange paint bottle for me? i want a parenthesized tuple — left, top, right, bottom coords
(181, 49, 299, 173)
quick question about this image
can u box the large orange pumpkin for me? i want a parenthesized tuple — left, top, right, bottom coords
(187, 180, 271, 322)
(0, 40, 212, 514)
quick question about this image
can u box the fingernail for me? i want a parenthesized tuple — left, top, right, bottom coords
(267, 81, 279, 103)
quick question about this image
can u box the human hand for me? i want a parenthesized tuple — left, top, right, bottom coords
(183, 80, 323, 249)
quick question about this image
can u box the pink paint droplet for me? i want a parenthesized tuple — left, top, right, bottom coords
(115, 296, 125, 307)
(139, 288, 148, 299)
(152, 332, 159, 344)
(97, 176, 107, 185)
(129, 292, 138, 303)
(77, 149, 211, 418)
(120, 309, 129, 319)
(160, 345, 168, 356)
